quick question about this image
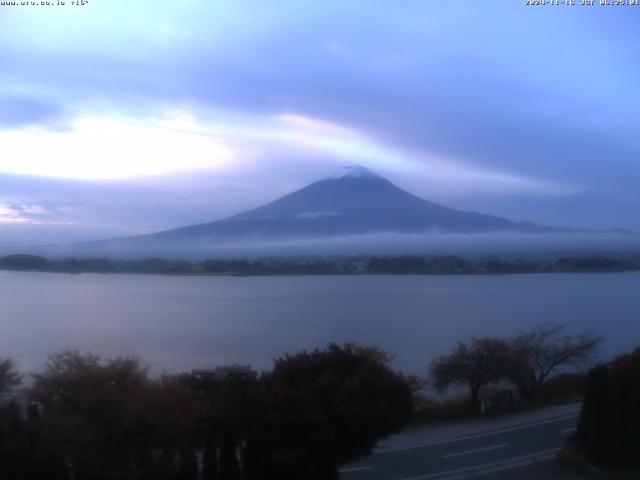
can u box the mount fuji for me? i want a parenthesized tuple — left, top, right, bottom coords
(123, 165, 588, 246)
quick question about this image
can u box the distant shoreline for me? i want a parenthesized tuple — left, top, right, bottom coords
(1, 253, 639, 277)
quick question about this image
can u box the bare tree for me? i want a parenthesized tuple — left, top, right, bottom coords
(431, 338, 510, 412)
(0, 358, 22, 395)
(507, 323, 602, 399)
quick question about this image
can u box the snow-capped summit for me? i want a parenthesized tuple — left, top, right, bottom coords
(326, 165, 382, 180)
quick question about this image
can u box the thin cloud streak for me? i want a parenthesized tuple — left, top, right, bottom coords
(0, 107, 575, 195)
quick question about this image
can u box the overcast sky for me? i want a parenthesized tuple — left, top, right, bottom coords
(1, 1, 639, 245)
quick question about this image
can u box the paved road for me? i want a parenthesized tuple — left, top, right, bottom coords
(339, 408, 586, 480)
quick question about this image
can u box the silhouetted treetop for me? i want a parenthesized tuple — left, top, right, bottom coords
(253, 343, 414, 477)
(507, 323, 602, 398)
(0, 358, 22, 395)
(431, 338, 511, 412)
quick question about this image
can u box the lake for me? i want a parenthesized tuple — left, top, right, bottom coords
(1, 271, 638, 376)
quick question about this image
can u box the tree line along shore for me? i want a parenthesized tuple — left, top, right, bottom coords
(1, 253, 640, 276)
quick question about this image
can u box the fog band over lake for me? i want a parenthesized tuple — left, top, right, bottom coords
(2, 271, 638, 376)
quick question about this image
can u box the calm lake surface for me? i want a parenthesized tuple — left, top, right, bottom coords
(1, 271, 639, 375)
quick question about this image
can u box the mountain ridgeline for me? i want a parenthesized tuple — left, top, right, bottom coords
(138, 166, 580, 244)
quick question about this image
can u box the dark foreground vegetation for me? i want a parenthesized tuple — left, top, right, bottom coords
(0, 325, 621, 479)
(0, 344, 415, 480)
(563, 347, 640, 473)
(1, 253, 640, 276)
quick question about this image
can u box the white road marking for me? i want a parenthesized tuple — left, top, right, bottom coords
(477, 451, 558, 475)
(338, 466, 372, 473)
(443, 443, 508, 458)
(396, 448, 561, 480)
(562, 427, 577, 434)
(476, 459, 532, 475)
(374, 413, 579, 454)
(451, 414, 579, 441)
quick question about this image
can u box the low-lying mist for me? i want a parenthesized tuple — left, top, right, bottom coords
(9, 231, 639, 261)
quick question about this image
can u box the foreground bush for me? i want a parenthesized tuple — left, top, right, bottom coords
(570, 348, 640, 467)
(30, 352, 201, 480)
(1, 344, 414, 480)
(249, 344, 415, 479)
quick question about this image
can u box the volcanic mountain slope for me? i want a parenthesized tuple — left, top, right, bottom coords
(135, 165, 579, 244)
